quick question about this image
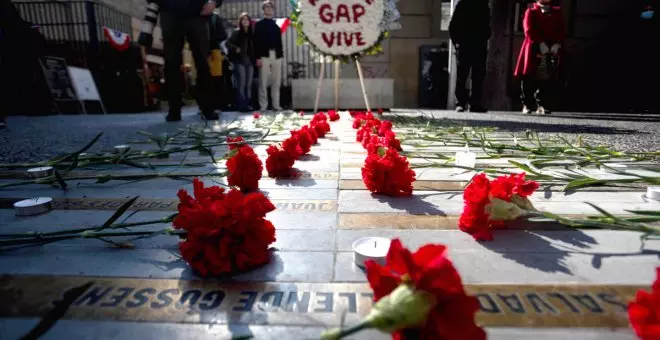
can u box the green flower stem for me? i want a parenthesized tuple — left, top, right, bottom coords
(526, 211, 660, 235)
(0, 229, 187, 248)
(0, 215, 177, 239)
(320, 319, 373, 340)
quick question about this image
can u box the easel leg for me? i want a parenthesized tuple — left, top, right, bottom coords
(355, 58, 371, 113)
(313, 60, 326, 114)
(334, 60, 340, 111)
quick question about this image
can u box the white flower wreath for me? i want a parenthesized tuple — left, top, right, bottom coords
(298, 0, 386, 57)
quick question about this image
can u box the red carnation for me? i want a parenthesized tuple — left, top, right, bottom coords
(629, 267, 660, 340)
(299, 111, 305, 116)
(312, 112, 328, 123)
(366, 135, 385, 155)
(377, 108, 384, 115)
(227, 136, 247, 150)
(328, 110, 340, 121)
(362, 147, 416, 197)
(379, 121, 393, 135)
(312, 120, 331, 138)
(291, 128, 313, 155)
(365, 239, 486, 340)
(459, 173, 539, 241)
(226, 145, 263, 192)
(307, 124, 319, 144)
(383, 130, 403, 151)
(282, 137, 302, 160)
(253, 112, 261, 119)
(173, 179, 276, 277)
(353, 118, 363, 129)
(265, 140, 298, 178)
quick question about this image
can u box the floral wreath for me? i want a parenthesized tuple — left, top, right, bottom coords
(289, 0, 400, 63)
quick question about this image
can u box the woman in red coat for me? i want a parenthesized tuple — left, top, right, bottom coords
(514, 0, 565, 114)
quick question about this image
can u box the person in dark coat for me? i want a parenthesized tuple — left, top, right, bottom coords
(626, 0, 660, 113)
(449, 0, 492, 113)
(254, 0, 284, 111)
(147, 0, 220, 122)
(226, 13, 256, 112)
(513, 0, 565, 115)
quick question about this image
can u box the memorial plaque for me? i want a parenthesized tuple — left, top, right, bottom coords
(0, 275, 644, 328)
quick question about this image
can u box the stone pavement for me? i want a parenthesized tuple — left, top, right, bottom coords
(0, 109, 659, 340)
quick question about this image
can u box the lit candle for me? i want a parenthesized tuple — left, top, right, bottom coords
(352, 237, 391, 268)
(26, 166, 54, 179)
(14, 197, 53, 216)
(647, 186, 660, 201)
(455, 144, 477, 170)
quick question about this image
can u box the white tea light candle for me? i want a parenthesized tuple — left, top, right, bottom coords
(352, 237, 391, 268)
(14, 197, 53, 216)
(455, 144, 477, 170)
(647, 186, 660, 201)
(114, 145, 130, 154)
(26, 166, 54, 179)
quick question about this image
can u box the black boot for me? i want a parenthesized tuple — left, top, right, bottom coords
(166, 109, 181, 122)
(201, 110, 219, 120)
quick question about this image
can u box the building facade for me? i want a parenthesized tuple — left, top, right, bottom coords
(11, 0, 656, 112)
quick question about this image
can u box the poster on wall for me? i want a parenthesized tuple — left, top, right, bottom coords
(68, 66, 107, 114)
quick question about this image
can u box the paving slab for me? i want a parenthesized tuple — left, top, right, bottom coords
(0, 109, 658, 339)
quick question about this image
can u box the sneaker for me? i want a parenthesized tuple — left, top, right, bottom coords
(521, 106, 533, 114)
(536, 106, 551, 115)
(470, 106, 488, 113)
(455, 105, 466, 112)
(272, 106, 283, 112)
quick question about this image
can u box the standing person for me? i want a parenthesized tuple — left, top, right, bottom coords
(514, 0, 565, 115)
(627, 0, 660, 113)
(254, 0, 284, 112)
(448, 0, 491, 113)
(227, 13, 256, 112)
(139, 0, 220, 122)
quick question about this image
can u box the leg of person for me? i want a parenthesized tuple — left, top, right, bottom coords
(161, 12, 185, 121)
(185, 16, 217, 119)
(258, 55, 273, 111)
(270, 51, 283, 111)
(469, 45, 487, 112)
(520, 75, 536, 114)
(535, 79, 550, 114)
(454, 46, 471, 112)
(245, 64, 254, 110)
(235, 63, 247, 111)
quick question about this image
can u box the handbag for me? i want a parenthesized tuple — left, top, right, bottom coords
(209, 49, 223, 77)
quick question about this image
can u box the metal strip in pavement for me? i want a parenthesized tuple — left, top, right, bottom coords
(0, 198, 337, 212)
(0, 275, 642, 328)
(338, 180, 646, 192)
(0, 170, 339, 181)
(338, 213, 619, 230)
(340, 180, 467, 191)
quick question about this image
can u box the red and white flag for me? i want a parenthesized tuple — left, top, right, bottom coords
(250, 18, 291, 34)
(103, 26, 131, 51)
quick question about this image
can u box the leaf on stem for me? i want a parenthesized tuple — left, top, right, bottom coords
(624, 210, 660, 216)
(564, 178, 607, 190)
(101, 196, 139, 229)
(53, 171, 68, 190)
(508, 160, 545, 177)
(583, 202, 619, 221)
(53, 132, 104, 164)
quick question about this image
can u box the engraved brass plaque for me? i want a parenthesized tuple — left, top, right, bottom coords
(0, 275, 643, 328)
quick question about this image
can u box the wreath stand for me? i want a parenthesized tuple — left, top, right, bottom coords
(312, 58, 371, 114)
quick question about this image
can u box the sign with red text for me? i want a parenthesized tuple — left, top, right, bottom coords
(299, 0, 384, 57)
